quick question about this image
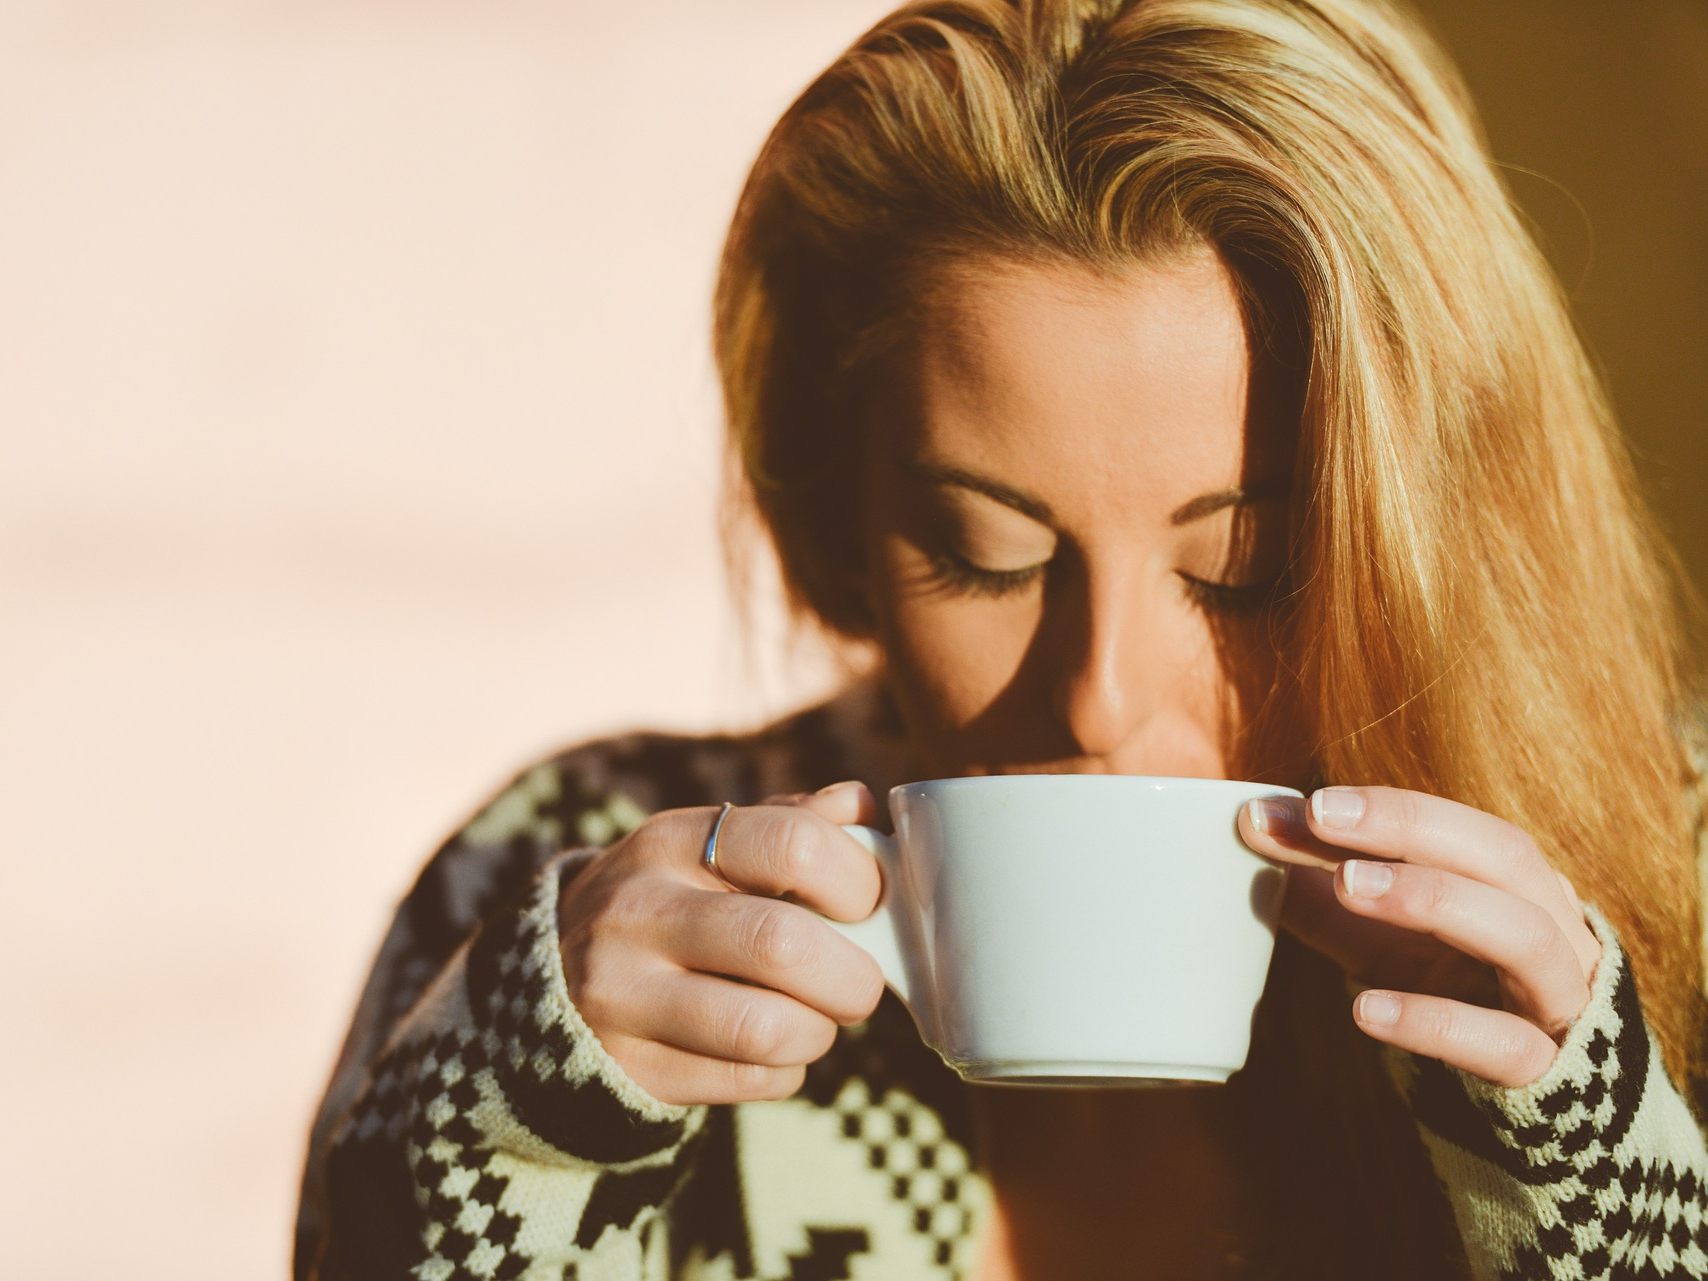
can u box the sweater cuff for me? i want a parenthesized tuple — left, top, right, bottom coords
(1439, 903, 1639, 1153)
(1378, 902, 1708, 1280)
(463, 847, 707, 1166)
(1377, 902, 1652, 1182)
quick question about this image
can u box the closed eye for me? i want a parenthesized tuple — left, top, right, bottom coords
(1177, 573, 1282, 615)
(922, 545, 1281, 615)
(921, 548, 1043, 598)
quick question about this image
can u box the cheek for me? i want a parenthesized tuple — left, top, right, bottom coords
(868, 538, 1034, 723)
(1202, 622, 1312, 781)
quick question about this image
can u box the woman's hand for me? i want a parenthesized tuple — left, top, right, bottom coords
(556, 781, 888, 1107)
(1237, 786, 1603, 1088)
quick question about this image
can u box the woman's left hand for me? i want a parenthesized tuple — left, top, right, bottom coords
(1237, 786, 1603, 1088)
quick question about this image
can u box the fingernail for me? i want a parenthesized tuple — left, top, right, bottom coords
(1356, 991, 1401, 1026)
(1246, 796, 1309, 843)
(1342, 859, 1392, 898)
(816, 780, 863, 797)
(1311, 787, 1365, 829)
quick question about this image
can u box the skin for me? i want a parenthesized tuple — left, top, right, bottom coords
(855, 248, 1302, 785)
(556, 245, 1603, 1269)
(850, 245, 1599, 1091)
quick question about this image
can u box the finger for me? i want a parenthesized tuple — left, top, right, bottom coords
(622, 970, 839, 1067)
(1349, 988, 1560, 1088)
(1553, 868, 1602, 980)
(761, 780, 880, 828)
(1278, 865, 1430, 974)
(1299, 786, 1580, 936)
(663, 887, 887, 1025)
(1259, 786, 1600, 983)
(1282, 866, 1504, 1004)
(1334, 858, 1590, 1035)
(600, 1032, 808, 1107)
(683, 804, 883, 923)
(1239, 796, 1348, 873)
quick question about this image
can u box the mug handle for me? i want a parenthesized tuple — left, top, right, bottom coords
(825, 824, 915, 1011)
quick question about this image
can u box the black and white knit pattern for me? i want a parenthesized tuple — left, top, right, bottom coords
(322, 856, 709, 1280)
(1390, 905, 1708, 1280)
(298, 681, 1708, 1281)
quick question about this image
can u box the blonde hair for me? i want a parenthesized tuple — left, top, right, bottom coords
(713, 0, 1708, 1269)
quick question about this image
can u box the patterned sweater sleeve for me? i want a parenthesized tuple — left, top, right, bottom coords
(1379, 897, 1708, 1281)
(294, 754, 710, 1281)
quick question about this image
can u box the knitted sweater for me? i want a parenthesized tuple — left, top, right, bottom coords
(295, 681, 1708, 1281)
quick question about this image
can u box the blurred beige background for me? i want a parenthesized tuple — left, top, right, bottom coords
(1, 3, 1701, 1277)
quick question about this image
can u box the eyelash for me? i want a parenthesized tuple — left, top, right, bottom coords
(921, 547, 1280, 615)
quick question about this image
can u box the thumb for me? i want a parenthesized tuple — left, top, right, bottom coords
(759, 780, 879, 828)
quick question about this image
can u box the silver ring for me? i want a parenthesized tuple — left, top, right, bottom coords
(702, 801, 740, 890)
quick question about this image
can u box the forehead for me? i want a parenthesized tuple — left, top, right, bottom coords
(889, 249, 1289, 519)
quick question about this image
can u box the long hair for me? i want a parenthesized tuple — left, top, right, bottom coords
(712, 0, 1708, 1271)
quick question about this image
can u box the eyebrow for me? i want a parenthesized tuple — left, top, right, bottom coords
(901, 458, 1287, 526)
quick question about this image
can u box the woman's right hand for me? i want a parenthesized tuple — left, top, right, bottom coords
(555, 780, 889, 1106)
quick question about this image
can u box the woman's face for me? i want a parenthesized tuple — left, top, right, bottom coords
(858, 246, 1310, 786)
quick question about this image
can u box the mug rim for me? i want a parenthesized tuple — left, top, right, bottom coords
(890, 773, 1304, 798)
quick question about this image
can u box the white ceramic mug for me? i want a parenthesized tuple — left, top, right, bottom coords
(826, 775, 1300, 1087)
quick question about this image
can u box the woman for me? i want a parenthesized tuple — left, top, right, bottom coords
(295, 0, 1708, 1277)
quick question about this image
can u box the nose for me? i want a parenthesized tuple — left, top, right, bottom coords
(1050, 560, 1167, 760)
